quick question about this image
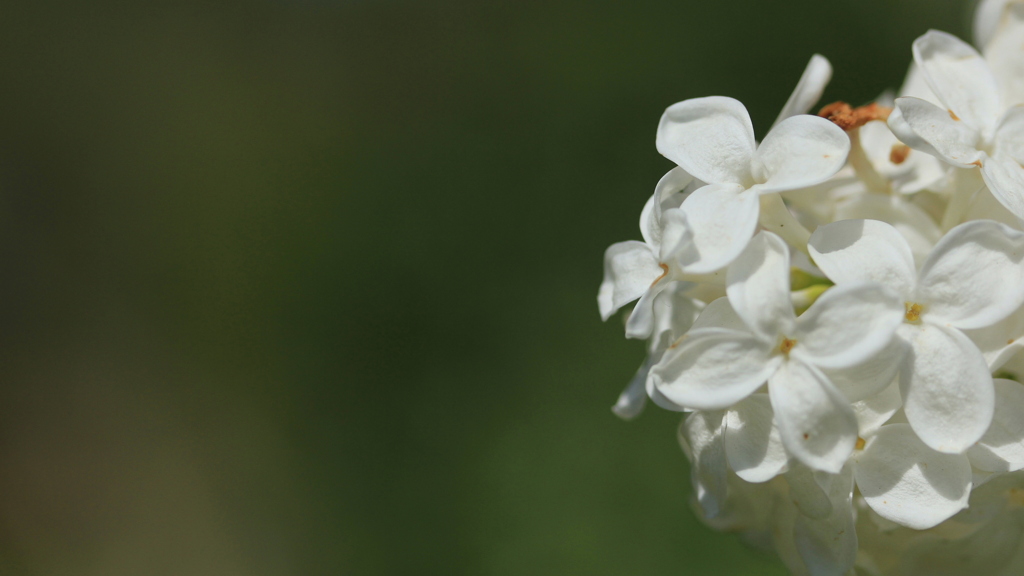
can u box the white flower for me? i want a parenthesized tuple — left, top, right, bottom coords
(887, 30, 1024, 221)
(831, 191, 942, 267)
(652, 231, 903, 473)
(854, 119, 948, 196)
(809, 219, 1024, 453)
(679, 400, 974, 573)
(853, 423, 973, 531)
(855, 467, 1024, 576)
(656, 97, 849, 264)
(788, 419, 974, 556)
(597, 167, 700, 338)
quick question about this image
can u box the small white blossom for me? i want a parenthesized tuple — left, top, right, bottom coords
(597, 167, 700, 338)
(888, 30, 1024, 221)
(653, 231, 903, 473)
(809, 218, 1024, 453)
(656, 98, 849, 268)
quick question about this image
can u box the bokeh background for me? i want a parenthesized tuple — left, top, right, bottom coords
(0, 0, 975, 574)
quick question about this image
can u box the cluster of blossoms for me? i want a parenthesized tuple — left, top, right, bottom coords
(599, 2, 1024, 575)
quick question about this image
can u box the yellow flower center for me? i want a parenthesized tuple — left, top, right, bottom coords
(904, 302, 924, 323)
(779, 338, 797, 356)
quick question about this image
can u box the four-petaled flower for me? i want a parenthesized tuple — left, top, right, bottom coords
(653, 231, 903, 473)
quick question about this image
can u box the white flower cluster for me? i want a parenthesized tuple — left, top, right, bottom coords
(599, 2, 1024, 575)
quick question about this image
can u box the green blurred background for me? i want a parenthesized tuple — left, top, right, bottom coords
(0, 1, 973, 574)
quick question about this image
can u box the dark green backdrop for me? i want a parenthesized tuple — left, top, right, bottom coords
(0, 1, 972, 574)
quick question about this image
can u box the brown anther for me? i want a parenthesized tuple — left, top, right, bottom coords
(650, 263, 669, 288)
(780, 338, 797, 355)
(972, 160, 984, 167)
(905, 302, 924, 323)
(855, 437, 866, 451)
(889, 143, 911, 165)
(949, 109, 961, 121)
(818, 101, 893, 131)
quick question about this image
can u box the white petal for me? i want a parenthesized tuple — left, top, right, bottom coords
(784, 463, 832, 520)
(963, 179, 1024, 228)
(773, 54, 832, 127)
(984, 2, 1024, 108)
(793, 465, 857, 576)
(916, 219, 1024, 330)
(793, 283, 904, 370)
(751, 115, 850, 194)
(689, 296, 748, 332)
(611, 358, 650, 420)
(726, 231, 795, 341)
(962, 302, 1024, 371)
(995, 105, 1024, 165)
(822, 339, 906, 403)
(639, 192, 658, 248)
(913, 29, 1001, 131)
(677, 183, 760, 274)
(598, 241, 662, 321)
(645, 373, 687, 413)
(967, 379, 1024, 472)
(890, 97, 984, 168)
(975, 0, 1013, 48)
(886, 100, 943, 160)
(899, 322, 995, 453)
(857, 120, 949, 195)
(648, 280, 702, 352)
(641, 167, 694, 250)
(854, 423, 972, 530)
(652, 328, 779, 410)
(899, 61, 940, 102)
(981, 153, 1024, 220)
(769, 359, 858, 474)
(644, 284, 702, 413)
(851, 381, 903, 437)
(656, 208, 696, 264)
(624, 280, 671, 340)
(679, 411, 729, 518)
(724, 394, 789, 483)
(656, 96, 755, 185)
(832, 193, 942, 268)
(808, 219, 917, 297)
